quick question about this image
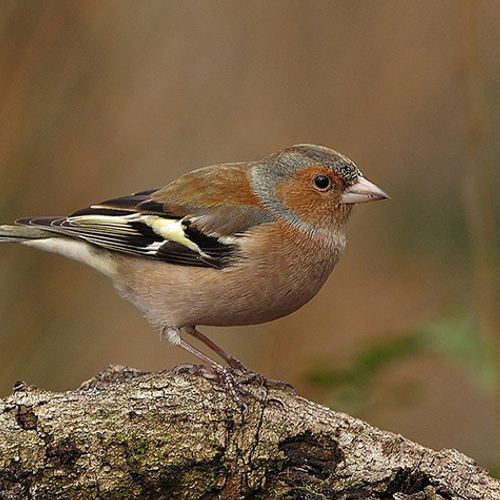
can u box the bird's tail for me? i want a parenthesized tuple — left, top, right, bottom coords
(0, 222, 118, 278)
(0, 224, 54, 242)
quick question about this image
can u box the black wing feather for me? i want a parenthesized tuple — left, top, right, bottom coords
(15, 189, 239, 269)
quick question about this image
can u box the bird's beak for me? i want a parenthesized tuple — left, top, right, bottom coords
(340, 176, 389, 204)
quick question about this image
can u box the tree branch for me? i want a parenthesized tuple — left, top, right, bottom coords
(0, 365, 498, 499)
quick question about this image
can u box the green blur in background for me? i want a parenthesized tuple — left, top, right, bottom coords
(0, 0, 499, 472)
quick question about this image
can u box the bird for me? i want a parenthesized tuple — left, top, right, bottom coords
(0, 144, 388, 402)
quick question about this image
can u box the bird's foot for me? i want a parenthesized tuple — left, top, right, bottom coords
(178, 329, 295, 405)
(225, 359, 296, 394)
(172, 362, 291, 409)
(236, 370, 296, 394)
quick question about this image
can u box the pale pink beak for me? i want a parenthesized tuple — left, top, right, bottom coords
(340, 176, 389, 204)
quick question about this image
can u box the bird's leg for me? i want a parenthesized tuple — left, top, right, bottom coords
(177, 338, 273, 408)
(184, 326, 251, 373)
(184, 327, 295, 394)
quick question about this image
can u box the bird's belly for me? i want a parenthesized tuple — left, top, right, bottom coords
(113, 248, 339, 330)
(190, 270, 326, 327)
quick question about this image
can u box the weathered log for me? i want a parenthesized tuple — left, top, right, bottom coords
(0, 365, 498, 499)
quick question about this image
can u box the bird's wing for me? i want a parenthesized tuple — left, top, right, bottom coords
(16, 164, 274, 269)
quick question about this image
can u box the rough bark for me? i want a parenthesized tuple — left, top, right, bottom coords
(0, 365, 498, 500)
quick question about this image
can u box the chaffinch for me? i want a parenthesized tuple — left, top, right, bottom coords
(0, 144, 388, 401)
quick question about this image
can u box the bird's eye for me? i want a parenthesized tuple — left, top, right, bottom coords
(312, 174, 331, 190)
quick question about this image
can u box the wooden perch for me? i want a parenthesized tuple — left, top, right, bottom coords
(0, 365, 499, 499)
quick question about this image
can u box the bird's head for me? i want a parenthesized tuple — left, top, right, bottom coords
(250, 144, 388, 234)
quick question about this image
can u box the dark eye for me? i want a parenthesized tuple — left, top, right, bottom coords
(312, 174, 331, 190)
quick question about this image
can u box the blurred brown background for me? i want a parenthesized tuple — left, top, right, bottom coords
(1, 0, 499, 471)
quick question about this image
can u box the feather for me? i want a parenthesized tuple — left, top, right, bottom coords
(14, 166, 275, 269)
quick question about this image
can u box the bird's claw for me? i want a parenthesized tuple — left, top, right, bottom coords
(236, 371, 296, 395)
(173, 362, 290, 408)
